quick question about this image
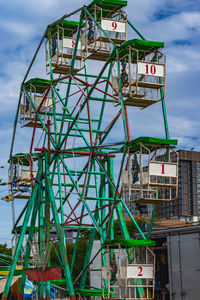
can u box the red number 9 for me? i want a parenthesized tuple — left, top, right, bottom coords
(112, 22, 117, 30)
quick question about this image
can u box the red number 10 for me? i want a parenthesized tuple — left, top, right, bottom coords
(145, 64, 156, 75)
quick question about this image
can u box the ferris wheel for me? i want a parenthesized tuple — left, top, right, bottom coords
(2, 1, 179, 300)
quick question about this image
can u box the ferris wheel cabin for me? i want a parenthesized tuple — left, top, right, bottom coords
(20, 78, 54, 128)
(8, 154, 37, 200)
(122, 137, 179, 204)
(101, 239, 156, 299)
(46, 20, 84, 75)
(82, 0, 127, 61)
(111, 39, 165, 108)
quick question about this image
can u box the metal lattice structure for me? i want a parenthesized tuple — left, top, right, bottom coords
(2, 1, 178, 300)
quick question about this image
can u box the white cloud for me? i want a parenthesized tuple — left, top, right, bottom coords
(1, 20, 35, 37)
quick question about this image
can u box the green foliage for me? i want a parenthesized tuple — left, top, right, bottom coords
(114, 218, 146, 238)
(50, 237, 89, 286)
(0, 243, 12, 266)
(0, 243, 12, 256)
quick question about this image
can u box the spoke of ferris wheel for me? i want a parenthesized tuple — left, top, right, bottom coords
(58, 49, 117, 150)
(52, 86, 89, 147)
(57, 10, 85, 146)
(59, 154, 104, 239)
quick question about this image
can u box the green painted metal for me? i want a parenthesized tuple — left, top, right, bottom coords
(88, 0, 127, 9)
(6, 2, 172, 299)
(75, 288, 108, 296)
(147, 204, 157, 240)
(45, 170, 74, 296)
(95, 62, 113, 142)
(87, 0, 127, 19)
(12, 201, 28, 231)
(2, 166, 42, 298)
(121, 136, 177, 153)
(116, 50, 128, 141)
(104, 238, 156, 248)
(46, 19, 85, 38)
(57, 10, 84, 146)
(38, 175, 45, 300)
(120, 38, 164, 49)
(70, 163, 93, 274)
(128, 136, 177, 145)
(18, 183, 40, 297)
(24, 78, 57, 93)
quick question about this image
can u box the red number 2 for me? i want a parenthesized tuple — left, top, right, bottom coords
(112, 21, 117, 30)
(138, 266, 143, 277)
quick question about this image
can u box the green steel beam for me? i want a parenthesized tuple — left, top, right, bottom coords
(116, 49, 128, 141)
(53, 85, 89, 147)
(2, 166, 42, 300)
(71, 161, 93, 274)
(45, 170, 74, 297)
(59, 47, 117, 150)
(59, 155, 104, 239)
(18, 184, 40, 299)
(58, 9, 84, 145)
(95, 62, 113, 142)
(12, 201, 28, 231)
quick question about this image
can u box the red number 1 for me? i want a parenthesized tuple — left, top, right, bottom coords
(162, 164, 165, 174)
(138, 266, 143, 277)
(145, 64, 149, 74)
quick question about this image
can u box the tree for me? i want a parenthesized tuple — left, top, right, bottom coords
(0, 243, 12, 266)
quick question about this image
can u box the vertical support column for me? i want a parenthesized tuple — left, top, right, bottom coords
(107, 158, 115, 298)
(99, 159, 106, 240)
(18, 186, 40, 300)
(79, 219, 97, 289)
(79, 173, 100, 287)
(45, 126, 51, 300)
(71, 162, 94, 274)
(45, 171, 75, 300)
(38, 166, 45, 300)
(116, 50, 129, 142)
(2, 176, 40, 300)
(99, 158, 107, 289)
(107, 157, 114, 241)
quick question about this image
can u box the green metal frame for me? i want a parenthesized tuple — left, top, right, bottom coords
(3, 1, 171, 300)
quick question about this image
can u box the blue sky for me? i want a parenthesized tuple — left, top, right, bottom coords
(0, 0, 200, 245)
